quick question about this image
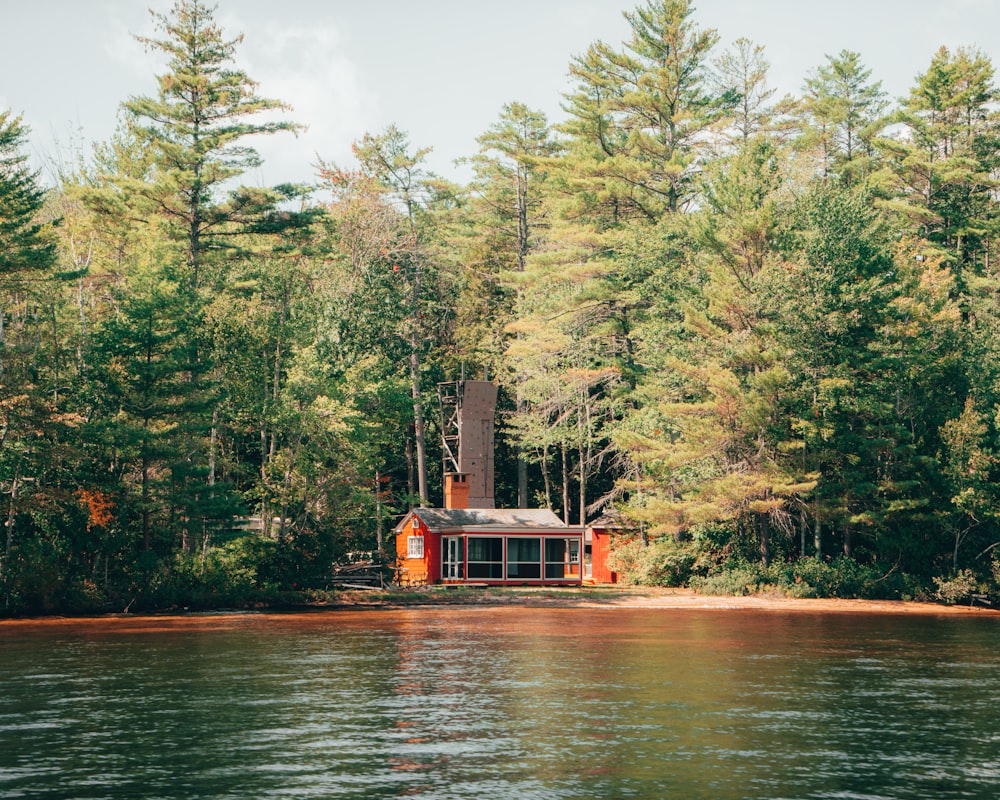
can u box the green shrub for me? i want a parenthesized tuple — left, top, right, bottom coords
(143, 536, 284, 609)
(932, 569, 978, 604)
(688, 557, 923, 600)
(608, 536, 701, 586)
(690, 566, 763, 596)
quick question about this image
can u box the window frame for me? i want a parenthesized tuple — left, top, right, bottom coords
(406, 534, 424, 559)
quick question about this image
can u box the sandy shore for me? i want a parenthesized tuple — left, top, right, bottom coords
(565, 587, 997, 614)
(2, 586, 996, 623)
(334, 586, 999, 616)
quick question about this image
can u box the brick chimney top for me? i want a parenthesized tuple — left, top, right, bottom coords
(444, 472, 469, 510)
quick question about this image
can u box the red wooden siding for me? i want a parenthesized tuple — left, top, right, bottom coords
(395, 517, 442, 585)
(589, 526, 618, 584)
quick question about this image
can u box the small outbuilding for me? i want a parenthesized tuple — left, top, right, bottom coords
(586, 513, 622, 585)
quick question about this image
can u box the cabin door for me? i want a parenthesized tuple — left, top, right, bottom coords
(443, 536, 464, 580)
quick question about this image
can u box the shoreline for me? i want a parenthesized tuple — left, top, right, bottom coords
(353, 586, 999, 615)
(563, 587, 998, 614)
(2, 586, 996, 624)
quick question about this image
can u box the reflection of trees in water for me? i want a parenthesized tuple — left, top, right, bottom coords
(388, 611, 514, 784)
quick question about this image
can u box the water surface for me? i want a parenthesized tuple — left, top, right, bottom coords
(1, 607, 998, 799)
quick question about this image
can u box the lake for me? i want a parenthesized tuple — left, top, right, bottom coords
(1, 606, 998, 799)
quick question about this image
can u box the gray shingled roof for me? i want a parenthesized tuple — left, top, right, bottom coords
(405, 507, 571, 531)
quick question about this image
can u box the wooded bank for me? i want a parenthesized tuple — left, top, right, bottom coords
(3, 0, 1000, 613)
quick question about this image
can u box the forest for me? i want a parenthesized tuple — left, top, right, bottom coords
(3, 0, 1000, 613)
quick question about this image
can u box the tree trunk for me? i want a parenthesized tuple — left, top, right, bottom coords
(539, 446, 552, 510)
(410, 343, 428, 506)
(51, 304, 59, 403)
(405, 431, 416, 508)
(515, 392, 529, 508)
(375, 471, 384, 553)
(813, 505, 822, 557)
(5, 472, 18, 558)
(579, 393, 592, 527)
(800, 507, 807, 558)
(516, 166, 529, 271)
(561, 443, 570, 525)
(408, 257, 428, 506)
(141, 452, 151, 551)
(77, 277, 87, 375)
(260, 422, 271, 538)
(517, 455, 528, 509)
(953, 527, 962, 574)
(209, 408, 218, 487)
(758, 514, 771, 567)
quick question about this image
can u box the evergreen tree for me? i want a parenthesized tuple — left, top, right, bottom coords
(86, 263, 229, 554)
(560, 0, 731, 224)
(462, 103, 561, 505)
(774, 183, 965, 568)
(0, 111, 57, 278)
(0, 111, 66, 607)
(800, 50, 887, 185)
(713, 38, 776, 142)
(876, 46, 998, 276)
(125, 0, 303, 289)
(616, 138, 813, 564)
(467, 102, 560, 275)
(325, 126, 461, 508)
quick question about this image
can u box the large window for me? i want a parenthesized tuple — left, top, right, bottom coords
(545, 538, 567, 578)
(467, 537, 503, 579)
(406, 535, 424, 559)
(544, 537, 580, 578)
(507, 537, 541, 579)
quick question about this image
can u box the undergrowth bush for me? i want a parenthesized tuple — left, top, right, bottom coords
(689, 566, 762, 596)
(689, 557, 923, 600)
(145, 537, 283, 609)
(607, 536, 703, 586)
(932, 569, 978, 604)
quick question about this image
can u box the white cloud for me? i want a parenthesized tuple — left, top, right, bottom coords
(103, 9, 152, 68)
(96, 5, 377, 188)
(228, 18, 379, 187)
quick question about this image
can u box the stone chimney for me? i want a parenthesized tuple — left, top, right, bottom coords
(444, 472, 469, 510)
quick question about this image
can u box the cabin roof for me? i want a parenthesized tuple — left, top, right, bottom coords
(589, 508, 625, 529)
(395, 507, 579, 534)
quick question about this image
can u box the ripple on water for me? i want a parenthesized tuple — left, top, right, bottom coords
(2, 609, 1000, 800)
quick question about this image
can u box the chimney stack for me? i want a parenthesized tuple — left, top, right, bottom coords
(456, 381, 497, 508)
(439, 380, 498, 509)
(444, 472, 470, 510)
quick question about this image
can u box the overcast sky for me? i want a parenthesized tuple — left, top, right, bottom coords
(3, 0, 999, 188)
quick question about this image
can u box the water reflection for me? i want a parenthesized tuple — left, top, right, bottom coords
(1, 609, 998, 799)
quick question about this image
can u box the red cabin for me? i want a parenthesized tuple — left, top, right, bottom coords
(392, 380, 607, 587)
(394, 503, 585, 586)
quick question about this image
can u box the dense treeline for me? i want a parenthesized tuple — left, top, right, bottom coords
(3, 0, 1000, 612)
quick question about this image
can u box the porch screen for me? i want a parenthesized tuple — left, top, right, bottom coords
(467, 537, 503, 579)
(545, 537, 570, 578)
(506, 537, 541, 579)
